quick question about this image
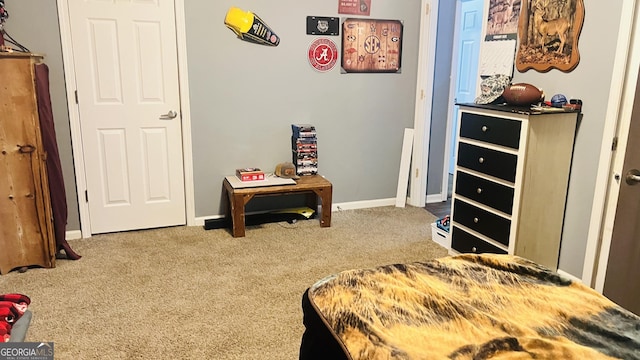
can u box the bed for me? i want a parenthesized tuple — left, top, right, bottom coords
(299, 254, 640, 359)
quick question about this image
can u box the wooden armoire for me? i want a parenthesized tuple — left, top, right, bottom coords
(0, 53, 56, 274)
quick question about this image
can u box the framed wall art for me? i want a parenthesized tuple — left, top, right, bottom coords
(515, 0, 585, 72)
(341, 18, 403, 73)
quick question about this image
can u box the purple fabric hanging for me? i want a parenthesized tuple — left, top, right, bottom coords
(34, 63, 81, 260)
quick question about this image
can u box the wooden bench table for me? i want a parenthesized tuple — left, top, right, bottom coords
(223, 175, 332, 237)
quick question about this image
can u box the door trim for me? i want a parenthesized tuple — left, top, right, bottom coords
(441, 0, 464, 204)
(441, 0, 481, 204)
(56, 0, 194, 238)
(409, 0, 439, 207)
(583, 0, 639, 288)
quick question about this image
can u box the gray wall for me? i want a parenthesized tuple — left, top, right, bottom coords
(185, 0, 422, 216)
(6, 0, 422, 228)
(5, 0, 626, 279)
(513, 0, 624, 277)
(4, 1, 80, 231)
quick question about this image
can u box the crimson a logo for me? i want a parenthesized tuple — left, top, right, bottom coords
(308, 38, 338, 72)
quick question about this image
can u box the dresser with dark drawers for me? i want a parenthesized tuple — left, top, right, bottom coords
(449, 104, 579, 270)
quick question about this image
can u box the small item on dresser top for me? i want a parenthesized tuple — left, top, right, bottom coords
(474, 74, 511, 105)
(530, 104, 571, 113)
(275, 162, 300, 180)
(502, 83, 544, 106)
(236, 168, 265, 182)
(564, 99, 582, 111)
(550, 94, 568, 107)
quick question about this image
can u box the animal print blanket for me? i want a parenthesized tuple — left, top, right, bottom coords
(300, 254, 640, 360)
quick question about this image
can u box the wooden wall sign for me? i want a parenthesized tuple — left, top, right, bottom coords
(341, 18, 403, 73)
(516, 0, 585, 73)
(338, 0, 371, 16)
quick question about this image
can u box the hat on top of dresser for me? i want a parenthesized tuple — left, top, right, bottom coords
(474, 74, 511, 105)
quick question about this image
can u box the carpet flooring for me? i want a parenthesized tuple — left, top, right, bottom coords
(0, 206, 447, 359)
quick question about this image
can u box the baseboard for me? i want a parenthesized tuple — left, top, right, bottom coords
(194, 198, 398, 226)
(66, 230, 82, 240)
(426, 193, 446, 204)
(332, 198, 396, 211)
(194, 214, 223, 227)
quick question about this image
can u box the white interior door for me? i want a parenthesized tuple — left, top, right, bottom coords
(68, 0, 185, 234)
(449, 0, 483, 174)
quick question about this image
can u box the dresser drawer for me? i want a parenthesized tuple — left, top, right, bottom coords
(452, 199, 510, 246)
(457, 143, 517, 182)
(455, 171, 514, 214)
(451, 227, 508, 255)
(459, 112, 521, 149)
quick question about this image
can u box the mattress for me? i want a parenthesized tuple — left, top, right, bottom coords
(300, 254, 640, 359)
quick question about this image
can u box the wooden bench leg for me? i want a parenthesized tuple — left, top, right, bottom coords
(313, 186, 332, 227)
(230, 193, 246, 237)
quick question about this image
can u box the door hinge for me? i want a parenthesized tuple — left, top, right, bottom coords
(425, 3, 430, 15)
(74, 90, 79, 104)
(85, 190, 88, 203)
(421, 90, 425, 100)
(415, 168, 419, 178)
(612, 136, 618, 151)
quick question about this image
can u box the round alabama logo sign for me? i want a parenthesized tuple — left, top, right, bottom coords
(308, 38, 338, 72)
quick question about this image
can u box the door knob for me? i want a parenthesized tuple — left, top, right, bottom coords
(626, 169, 640, 185)
(159, 110, 178, 120)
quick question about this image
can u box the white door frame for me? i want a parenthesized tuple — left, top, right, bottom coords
(409, 0, 439, 207)
(583, 0, 640, 289)
(56, 0, 195, 238)
(440, 0, 482, 204)
(440, 0, 466, 204)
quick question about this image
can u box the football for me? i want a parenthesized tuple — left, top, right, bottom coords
(502, 83, 544, 106)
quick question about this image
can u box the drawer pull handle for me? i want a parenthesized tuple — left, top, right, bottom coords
(473, 217, 479, 223)
(471, 247, 477, 253)
(478, 157, 485, 164)
(476, 188, 483, 194)
(481, 125, 488, 132)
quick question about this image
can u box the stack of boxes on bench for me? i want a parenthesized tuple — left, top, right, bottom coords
(291, 124, 318, 176)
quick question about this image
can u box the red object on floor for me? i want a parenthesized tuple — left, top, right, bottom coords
(0, 294, 30, 342)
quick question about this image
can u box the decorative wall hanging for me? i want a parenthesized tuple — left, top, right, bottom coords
(308, 38, 339, 72)
(341, 18, 403, 73)
(515, 0, 584, 72)
(486, 0, 520, 39)
(224, 7, 280, 46)
(338, 0, 371, 16)
(479, 0, 521, 77)
(306, 16, 339, 36)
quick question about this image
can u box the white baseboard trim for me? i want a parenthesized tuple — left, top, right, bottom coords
(333, 198, 397, 211)
(557, 269, 583, 285)
(193, 198, 399, 227)
(194, 214, 223, 227)
(426, 193, 446, 204)
(66, 230, 83, 240)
